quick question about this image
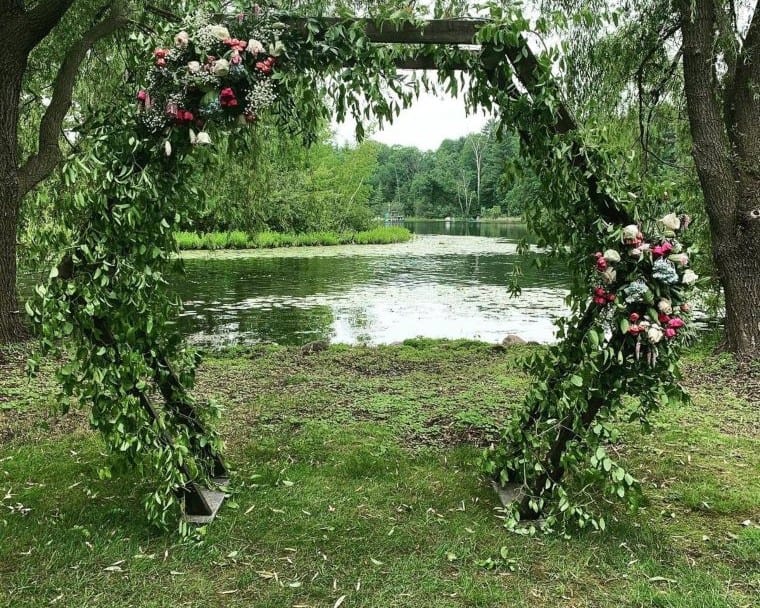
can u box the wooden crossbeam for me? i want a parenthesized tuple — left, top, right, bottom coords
(284, 17, 485, 45)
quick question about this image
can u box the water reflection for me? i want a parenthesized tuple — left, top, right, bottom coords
(171, 223, 570, 346)
(405, 219, 531, 240)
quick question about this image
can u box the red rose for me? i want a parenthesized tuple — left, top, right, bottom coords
(658, 313, 670, 325)
(629, 312, 640, 323)
(606, 293, 616, 302)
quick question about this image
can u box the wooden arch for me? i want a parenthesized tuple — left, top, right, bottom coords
(152, 16, 632, 521)
(51, 13, 635, 524)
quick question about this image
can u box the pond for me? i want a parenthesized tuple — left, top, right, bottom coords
(173, 221, 570, 346)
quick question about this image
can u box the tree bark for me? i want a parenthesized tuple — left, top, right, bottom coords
(680, 0, 760, 356)
(0, 44, 28, 343)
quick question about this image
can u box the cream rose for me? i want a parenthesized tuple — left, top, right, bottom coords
(187, 60, 201, 73)
(209, 25, 231, 40)
(212, 58, 230, 76)
(247, 39, 265, 54)
(601, 268, 617, 284)
(657, 299, 673, 315)
(647, 326, 663, 344)
(603, 249, 621, 263)
(659, 213, 681, 231)
(682, 269, 699, 285)
(195, 131, 211, 145)
(174, 31, 189, 47)
(622, 224, 639, 242)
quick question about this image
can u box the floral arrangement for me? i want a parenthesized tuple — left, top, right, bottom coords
(136, 5, 284, 149)
(590, 213, 699, 365)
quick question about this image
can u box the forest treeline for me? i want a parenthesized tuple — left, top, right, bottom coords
(163, 119, 532, 232)
(20, 120, 528, 260)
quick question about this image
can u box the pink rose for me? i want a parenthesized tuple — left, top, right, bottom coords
(664, 328, 677, 339)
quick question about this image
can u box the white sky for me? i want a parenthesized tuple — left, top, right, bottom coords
(331, 73, 490, 150)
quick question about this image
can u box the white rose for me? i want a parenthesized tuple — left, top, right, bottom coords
(195, 131, 211, 145)
(622, 224, 639, 242)
(187, 61, 201, 73)
(209, 25, 230, 40)
(647, 326, 663, 344)
(601, 268, 617, 284)
(659, 213, 681, 231)
(174, 31, 189, 47)
(247, 39, 265, 54)
(213, 58, 230, 76)
(603, 249, 621, 263)
(657, 299, 673, 315)
(668, 253, 689, 266)
(682, 269, 699, 285)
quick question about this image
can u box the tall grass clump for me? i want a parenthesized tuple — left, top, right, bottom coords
(176, 226, 412, 250)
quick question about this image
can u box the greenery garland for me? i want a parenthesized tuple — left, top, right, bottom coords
(28, 1, 701, 532)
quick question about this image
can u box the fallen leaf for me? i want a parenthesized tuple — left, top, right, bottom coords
(334, 596, 346, 608)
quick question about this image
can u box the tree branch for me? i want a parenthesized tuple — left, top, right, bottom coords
(18, 2, 129, 197)
(21, 0, 77, 51)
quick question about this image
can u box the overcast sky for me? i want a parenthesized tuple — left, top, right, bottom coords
(331, 73, 491, 151)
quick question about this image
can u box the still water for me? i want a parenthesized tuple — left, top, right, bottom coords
(173, 221, 570, 346)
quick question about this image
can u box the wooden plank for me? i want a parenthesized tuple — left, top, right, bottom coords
(283, 17, 486, 45)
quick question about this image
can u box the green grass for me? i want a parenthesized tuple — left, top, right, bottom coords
(175, 226, 413, 250)
(0, 340, 758, 607)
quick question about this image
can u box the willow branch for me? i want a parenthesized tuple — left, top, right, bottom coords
(18, 2, 129, 197)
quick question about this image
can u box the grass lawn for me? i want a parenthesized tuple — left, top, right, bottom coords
(0, 339, 758, 607)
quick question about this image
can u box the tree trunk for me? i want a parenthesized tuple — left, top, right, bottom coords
(714, 215, 760, 356)
(0, 52, 27, 344)
(679, 0, 760, 357)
